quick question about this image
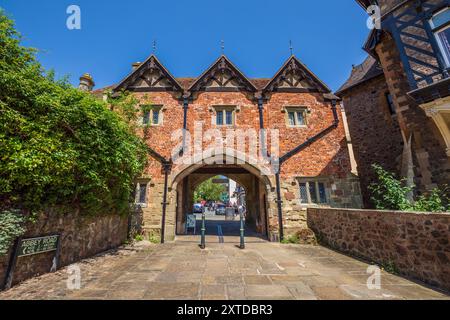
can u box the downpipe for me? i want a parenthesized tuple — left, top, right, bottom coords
(275, 99, 339, 242)
(160, 162, 171, 244)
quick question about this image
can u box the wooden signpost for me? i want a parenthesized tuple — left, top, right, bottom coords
(3, 234, 61, 290)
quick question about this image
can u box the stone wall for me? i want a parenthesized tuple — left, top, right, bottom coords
(0, 210, 128, 289)
(375, 31, 450, 194)
(307, 208, 450, 292)
(341, 74, 404, 207)
(280, 174, 363, 238)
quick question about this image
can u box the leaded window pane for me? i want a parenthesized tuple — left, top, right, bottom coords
(296, 111, 305, 125)
(143, 111, 150, 125)
(288, 112, 296, 126)
(309, 182, 318, 203)
(139, 184, 147, 204)
(226, 110, 233, 125)
(217, 111, 223, 125)
(318, 182, 327, 203)
(299, 183, 308, 203)
(152, 110, 160, 124)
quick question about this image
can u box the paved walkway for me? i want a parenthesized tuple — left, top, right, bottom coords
(0, 239, 448, 300)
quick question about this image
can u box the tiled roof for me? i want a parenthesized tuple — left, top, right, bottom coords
(92, 78, 273, 94)
(91, 85, 115, 99)
(175, 78, 196, 90)
(335, 56, 384, 96)
(250, 78, 271, 90)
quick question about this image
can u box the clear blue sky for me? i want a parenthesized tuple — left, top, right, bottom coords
(1, 0, 370, 91)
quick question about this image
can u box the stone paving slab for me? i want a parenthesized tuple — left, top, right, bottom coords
(0, 239, 449, 300)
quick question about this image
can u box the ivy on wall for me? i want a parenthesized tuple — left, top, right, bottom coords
(0, 10, 148, 254)
(0, 210, 26, 255)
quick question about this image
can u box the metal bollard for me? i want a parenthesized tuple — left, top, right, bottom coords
(239, 210, 245, 249)
(200, 211, 206, 249)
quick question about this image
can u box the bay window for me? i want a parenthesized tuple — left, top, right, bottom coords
(430, 7, 450, 68)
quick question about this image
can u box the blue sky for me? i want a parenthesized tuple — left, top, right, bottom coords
(1, 0, 370, 91)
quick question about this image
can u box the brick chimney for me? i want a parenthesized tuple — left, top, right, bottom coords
(79, 73, 95, 92)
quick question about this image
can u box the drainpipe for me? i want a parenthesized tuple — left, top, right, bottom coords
(257, 96, 270, 159)
(182, 96, 189, 155)
(144, 144, 172, 244)
(160, 162, 171, 244)
(274, 97, 339, 242)
(257, 94, 276, 240)
(275, 172, 284, 242)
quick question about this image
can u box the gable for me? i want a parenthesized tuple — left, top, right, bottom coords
(189, 56, 257, 93)
(113, 55, 182, 93)
(263, 56, 331, 93)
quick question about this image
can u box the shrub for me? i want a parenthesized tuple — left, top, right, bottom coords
(0, 10, 148, 254)
(281, 234, 300, 244)
(369, 164, 413, 211)
(369, 164, 449, 212)
(0, 10, 147, 216)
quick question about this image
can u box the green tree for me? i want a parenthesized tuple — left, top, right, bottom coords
(193, 177, 226, 203)
(0, 10, 147, 216)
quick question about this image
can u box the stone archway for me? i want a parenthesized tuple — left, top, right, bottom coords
(168, 154, 278, 241)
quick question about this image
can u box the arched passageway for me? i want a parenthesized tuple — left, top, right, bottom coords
(173, 164, 271, 241)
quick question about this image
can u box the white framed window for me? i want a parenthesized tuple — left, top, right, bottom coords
(430, 7, 450, 68)
(135, 182, 148, 206)
(214, 106, 236, 126)
(298, 179, 328, 205)
(285, 107, 308, 127)
(142, 105, 163, 126)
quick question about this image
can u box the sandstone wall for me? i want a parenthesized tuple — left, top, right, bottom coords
(308, 208, 450, 292)
(375, 31, 450, 194)
(280, 174, 362, 239)
(0, 210, 128, 289)
(341, 75, 404, 207)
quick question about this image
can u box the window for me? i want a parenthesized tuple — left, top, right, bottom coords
(386, 93, 396, 115)
(142, 105, 162, 125)
(152, 109, 160, 124)
(430, 7, 450, 67)
(136, 182, 147, 205)
(215, 107, 235, 126)
(298, 180, 328, 205)
(143, 111, 150, 124)
(285, 107, 307, 127)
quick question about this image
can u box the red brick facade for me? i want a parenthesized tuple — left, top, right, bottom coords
(93, 54, 362, 241)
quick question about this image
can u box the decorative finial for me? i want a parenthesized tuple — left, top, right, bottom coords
(152, 40, 157, 54)
(289, 40, 293, 56)
(221, 40, 225, 55)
